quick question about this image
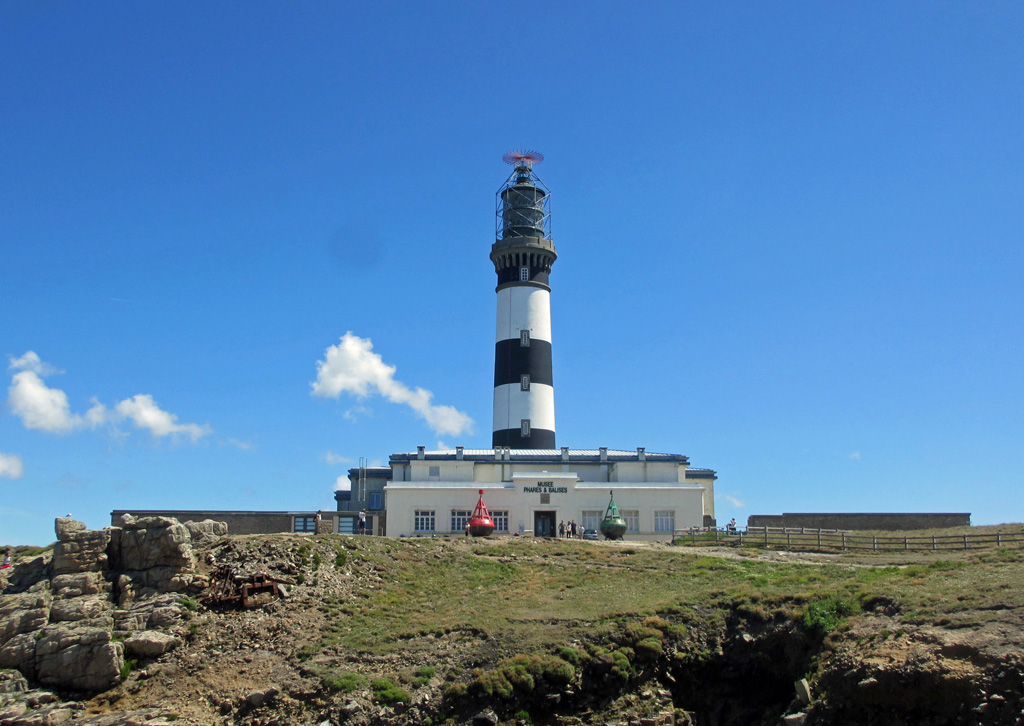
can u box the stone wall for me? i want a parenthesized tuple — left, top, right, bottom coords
(747, 513, 971, 531)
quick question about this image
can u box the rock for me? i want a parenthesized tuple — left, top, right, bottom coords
(34, 626, 124, 692)
(4, 557, 51, 593)
(0, 633, 39, 673)
(0, 588, 51, 647)
(590, 653, 614, 675)
(52, 529, 111, 575)
(246, 690, 266, 708)
(185, 520, 228, 543)
(794, 678, 812, 705)
(0, 668, 29, 693)
(51, 572, 108, 599)
(0, 702, 27, 722)
(471, 707, 499, 726)
(55, 518, 87, 542)
(49, 596, 111, 623)
(110, 518, 195, 593)
(124, 631, 180, 658)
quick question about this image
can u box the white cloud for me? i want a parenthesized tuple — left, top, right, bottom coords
(9, 351, 60, 377)
(115, 394, 211, 441)
(0, 453, 24, 479)
(343, 404, 371, 423)
(6, 351, 210, 442)
(718, 493, 746, 509)
(312, 332, 474, 437)
(8, 368, 86, 433)
(324, 451, 352, 465)
(226, 438, 255, 451)
(849, 451, 862, 461)
(334, 475, 351, 491)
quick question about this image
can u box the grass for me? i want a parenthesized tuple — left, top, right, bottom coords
(298, 534, 1024, 676)
(677, 523, 1024, 555)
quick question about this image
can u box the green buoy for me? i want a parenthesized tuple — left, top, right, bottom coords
(600, 490, 627, 540)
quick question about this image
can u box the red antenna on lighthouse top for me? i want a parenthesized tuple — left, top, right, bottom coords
(502, 150, 544, 167)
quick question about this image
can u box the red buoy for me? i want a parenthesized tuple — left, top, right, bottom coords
(468, 489, 495, 537)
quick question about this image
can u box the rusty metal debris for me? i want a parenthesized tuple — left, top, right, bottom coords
(203, 564, 294, 609)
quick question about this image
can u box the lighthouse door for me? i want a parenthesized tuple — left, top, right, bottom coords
(534, 511, 556, 538)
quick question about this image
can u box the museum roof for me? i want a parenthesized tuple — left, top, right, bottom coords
(387, 447, 692, 465)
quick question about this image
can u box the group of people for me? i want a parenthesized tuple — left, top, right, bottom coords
(558, 520, 586, 539)
(313, 509, 367, 535)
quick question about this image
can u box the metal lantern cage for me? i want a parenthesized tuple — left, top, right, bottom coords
(496, 150, 551, 241)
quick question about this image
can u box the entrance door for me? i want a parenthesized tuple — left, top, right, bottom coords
(534, 511, 556, 538)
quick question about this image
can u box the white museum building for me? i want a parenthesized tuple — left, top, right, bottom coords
(377, 446, 716, 540)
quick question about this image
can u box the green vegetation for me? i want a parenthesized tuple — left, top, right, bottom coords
(311, 536, 1024, 656)
(800, 594, 857, 634)
(119, 658, 138, 680)
(464, 654, 575, 700)
(289, 532, 1024, 717)
(334, 544, 348, 568)
(370, 677, 410, 704)
(320, 670, 365, 693)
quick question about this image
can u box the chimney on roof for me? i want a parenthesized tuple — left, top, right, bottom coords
(561, 446, 569, 462)
(456, 446, 464, 460)
(637, 447, 646, 462)
(600, 447, 608, 462)
(417, 446, 425, 460)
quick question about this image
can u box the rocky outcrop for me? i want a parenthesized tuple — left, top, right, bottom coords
(35, 625, 123, 692)
(124, 631, 179, 658)
(108, 515, 196, 595)
(184, 519, 227, 544)
(0, 516, 225, 695)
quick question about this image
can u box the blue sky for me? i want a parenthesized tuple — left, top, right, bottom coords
(3, 2, 1022, 545)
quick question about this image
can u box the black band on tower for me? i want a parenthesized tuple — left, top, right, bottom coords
(493, 339, 553, 387)
(493, 428, 556, 449)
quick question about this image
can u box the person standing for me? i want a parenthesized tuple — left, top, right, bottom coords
(358, 509, 367, 535)
(558, 520, 566, 538)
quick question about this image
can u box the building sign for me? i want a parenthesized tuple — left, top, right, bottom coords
(522, 481, 568, 494)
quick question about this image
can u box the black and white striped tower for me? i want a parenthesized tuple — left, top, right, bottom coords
(491, 151, 557, 449)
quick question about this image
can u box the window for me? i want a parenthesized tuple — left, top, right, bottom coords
(520, 330, 530, 347)
(622, 510, 640, 533)
(491, 510, 509, 532)
(428, 466, 440, 480)
(521, 374, 530, 391)
(451, 509, 472, 533)
(336, 517, 355, 534)
(521, 419, 531, 437)
(293, 516, 316, 533)
(520, 267, 529, 281)
(581, 510, 601, 532)
(654, 510, 675, 533)
(369, 492, 383, 510)
(414, 510, 435, 532)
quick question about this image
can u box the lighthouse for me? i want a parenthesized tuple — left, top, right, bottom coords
(491, 151, 557, 449)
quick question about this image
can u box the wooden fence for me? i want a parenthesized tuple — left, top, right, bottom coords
(674, 526, 1024, 553)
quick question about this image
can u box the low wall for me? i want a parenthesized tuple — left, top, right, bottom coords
(109, 510, 329, 535)
(747, 513, 971, 531)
